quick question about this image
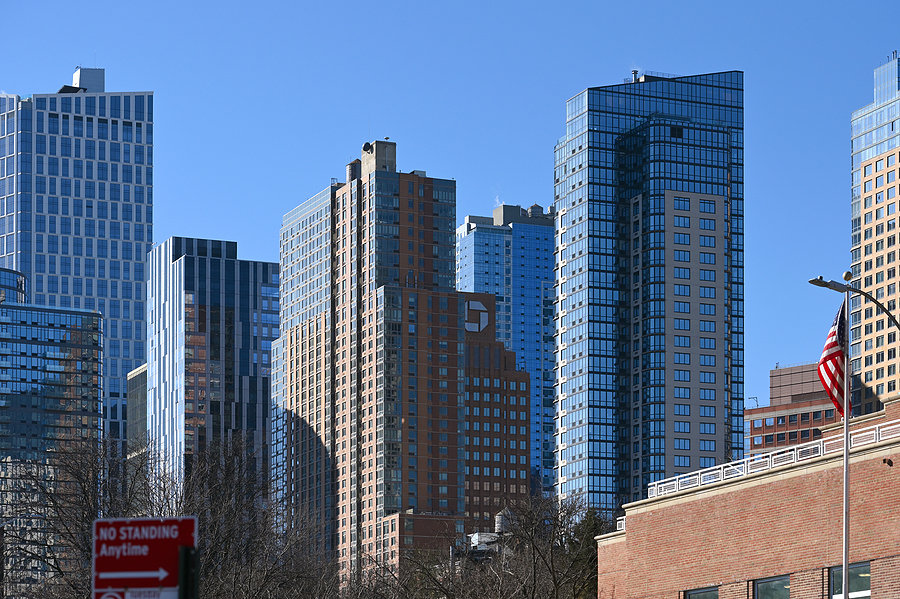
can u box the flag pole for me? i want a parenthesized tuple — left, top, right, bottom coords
(841, 287, 850, 599)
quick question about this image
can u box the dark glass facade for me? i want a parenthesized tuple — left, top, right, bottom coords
(0, 268, 102, 595)
(126, 363, 147, 444)
(554, 71, 744, 509)
(147, 237, 278, 478)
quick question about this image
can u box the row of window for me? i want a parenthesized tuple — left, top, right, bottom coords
(752, 429, 820, 445)
(673, 336, 717, 350)
(673, 284, 717, 298)
(673, 421, 716, 434)
(673, 197, 716, 213)
(673, 233, 716, 246)
(673, 455, 716, 469)
(31, 95, 150, 121)
(752, 409, 835, 428)
(673, 404, 716, 417)
(686, 562, 870, 598)
(674, 216, 716, 230)
(674, 250, 716, 263)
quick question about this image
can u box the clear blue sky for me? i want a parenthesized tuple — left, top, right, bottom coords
(3, 1, 884, 405)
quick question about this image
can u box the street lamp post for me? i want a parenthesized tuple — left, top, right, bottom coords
(807, 273, 894, 599)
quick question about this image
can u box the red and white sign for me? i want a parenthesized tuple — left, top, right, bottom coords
(92, 516, 197, 599)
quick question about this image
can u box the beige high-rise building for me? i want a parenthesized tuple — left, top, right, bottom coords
(850, 56, 900, 415)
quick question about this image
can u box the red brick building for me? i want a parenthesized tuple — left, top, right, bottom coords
(461, 293, 531, 531)
(745, 363, 839, 455)
(597, 395, 900, 598)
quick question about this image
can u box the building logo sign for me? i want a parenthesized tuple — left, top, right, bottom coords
(465, 300, 489, 332)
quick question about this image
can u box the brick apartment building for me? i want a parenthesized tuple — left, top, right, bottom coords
(461, 293, 532, 530)
(596, 395, 900, 598)
(744, 363, 840, 455)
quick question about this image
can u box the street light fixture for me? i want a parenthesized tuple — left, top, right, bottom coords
(809, 274, 900, 331)
(807, 270, 894, 599)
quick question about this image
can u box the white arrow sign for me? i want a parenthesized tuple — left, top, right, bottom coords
(98, 568, 168, 580)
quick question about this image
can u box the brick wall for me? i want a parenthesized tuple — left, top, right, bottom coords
(597, 400, 900, 598)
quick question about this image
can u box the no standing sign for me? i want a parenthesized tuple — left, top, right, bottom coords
(92, 516, 197, 599)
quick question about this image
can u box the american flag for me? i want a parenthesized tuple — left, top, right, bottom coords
(818, 301, 849, 417)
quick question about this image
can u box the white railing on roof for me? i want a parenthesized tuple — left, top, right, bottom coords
(648, 418, 900, 499)
(616, 516, 625, 531)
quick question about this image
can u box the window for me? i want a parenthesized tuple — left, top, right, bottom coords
(674, 421, 690, 433)
(830, 563, 870, 599)
(699, 200, 715, 213)
(674, 284, 690, 296)
(674, 336, 690, 347)
(673, 455, 690, 468)
(674, 352, 690, 364)
(674, 267, 690, 279)
(699, 405, 715, 417)
(674, 404, 690, 415)
(700, 440, 716, 451)
(674, 319, 690, 330)
(753, 576, 791, 599)
(674, 233, 690, 245)
(686, 586, 718, 598)
(674, 301, 690, 313)
(674, 197, 690, 211)
(700, 422, 716, 434)
(674, 250, 690, 262)
(674, 438, 690, 450)
(699, 235, 715, 247)
(699, 252, 715, 264)
(699, 218, 715, 230)
(674, 216, 690, 228)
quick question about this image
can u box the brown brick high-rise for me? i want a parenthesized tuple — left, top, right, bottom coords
(273, 142, 529, 576)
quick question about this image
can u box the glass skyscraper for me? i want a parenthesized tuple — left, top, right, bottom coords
(849, 55, 900, 415)
(0, 268, 102, 596)
(554, 71, 744, 509)
(456, 204, 556, 490)
(0, 67, 152, 447)
(146, 237, 278, 477)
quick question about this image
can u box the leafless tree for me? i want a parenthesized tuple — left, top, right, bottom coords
(3, 437, 157, 598)
(171, 436, 340, 599)
(4, 435, 339, 599)
(379, 494, 614, 599)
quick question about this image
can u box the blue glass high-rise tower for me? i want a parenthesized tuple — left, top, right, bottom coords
(0, 68, 153, 448)
(456, 204, 556, 490)
(554, 71, 744, 510)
